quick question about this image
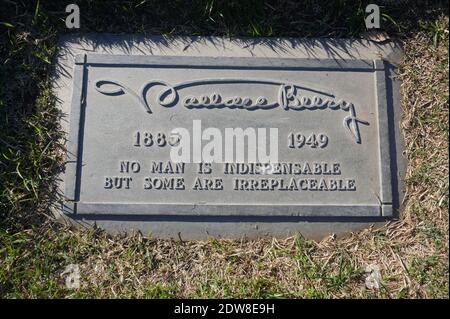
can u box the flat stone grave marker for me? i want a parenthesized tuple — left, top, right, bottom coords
(55, 35, 404, 239)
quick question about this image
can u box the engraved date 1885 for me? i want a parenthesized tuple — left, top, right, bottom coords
(133, 131, 180, 147)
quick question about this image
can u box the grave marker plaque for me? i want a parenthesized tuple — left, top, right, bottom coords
(59, 37, 403, 239)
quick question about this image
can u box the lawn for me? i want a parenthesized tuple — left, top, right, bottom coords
(0, 1, 448, 298)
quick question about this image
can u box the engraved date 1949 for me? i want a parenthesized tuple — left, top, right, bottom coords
(288, 132, 328, 149)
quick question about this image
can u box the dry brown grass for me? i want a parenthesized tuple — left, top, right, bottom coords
(76, 16, 449, 299)
(74, 15, 449, 298)
(0, 11, 448, 299)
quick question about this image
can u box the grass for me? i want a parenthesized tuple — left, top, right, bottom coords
(0, 1, 449, 298)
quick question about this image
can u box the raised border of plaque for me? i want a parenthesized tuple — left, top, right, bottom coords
(63, 54, 393, 218)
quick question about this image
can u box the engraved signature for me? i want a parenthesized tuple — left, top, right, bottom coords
(94, 78, 369, 143)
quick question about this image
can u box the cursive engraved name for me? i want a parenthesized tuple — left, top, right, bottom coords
(94, 78, 369, 143)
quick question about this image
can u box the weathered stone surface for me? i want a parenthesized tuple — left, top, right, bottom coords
(54, 35, 405, 239)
